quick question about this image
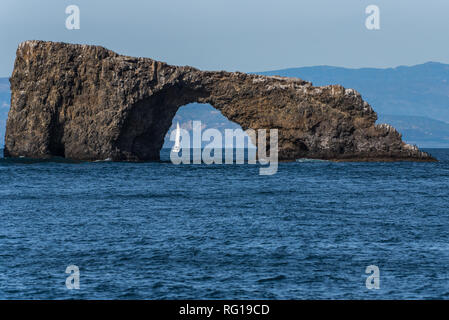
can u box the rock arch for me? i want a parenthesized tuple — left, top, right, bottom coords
(4, 41, 434, 161)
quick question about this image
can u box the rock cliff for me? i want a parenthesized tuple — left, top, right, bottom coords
(4, 40, 435, 161)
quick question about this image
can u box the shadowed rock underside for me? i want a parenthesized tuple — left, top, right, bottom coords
(4, 41, 435, 162)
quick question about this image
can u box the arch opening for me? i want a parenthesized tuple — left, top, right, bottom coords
(160, 103, 256, 162)
(115, 86, 208, 161)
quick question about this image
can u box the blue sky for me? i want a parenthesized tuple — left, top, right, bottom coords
(1, 0, 449, 76)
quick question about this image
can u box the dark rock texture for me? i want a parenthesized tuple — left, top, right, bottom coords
(4, 40, 435, 161)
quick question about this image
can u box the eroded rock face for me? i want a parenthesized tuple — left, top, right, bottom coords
(4, 40, 435, 161)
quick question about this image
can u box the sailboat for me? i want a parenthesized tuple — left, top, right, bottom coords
(172, 122, 181, 153)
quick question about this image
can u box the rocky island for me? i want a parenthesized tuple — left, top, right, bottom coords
(4, 40, 435, 161)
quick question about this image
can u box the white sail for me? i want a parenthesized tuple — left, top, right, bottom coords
(172, 122, 181, 152)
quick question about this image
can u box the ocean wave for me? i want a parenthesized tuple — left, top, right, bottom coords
(295, 158, 330, 163)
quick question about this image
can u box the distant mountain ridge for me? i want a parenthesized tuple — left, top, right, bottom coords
(2, 62, 449, 148)
(258, 62, 449, 122)
(378, 114, 449, 148)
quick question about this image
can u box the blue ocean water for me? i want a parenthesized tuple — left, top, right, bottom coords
(0, 148, 448, 299)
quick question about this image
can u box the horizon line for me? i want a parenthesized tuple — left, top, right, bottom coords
(0, 61, 447, 79)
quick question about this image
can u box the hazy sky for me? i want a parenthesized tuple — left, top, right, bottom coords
(1, 0, 449, 76)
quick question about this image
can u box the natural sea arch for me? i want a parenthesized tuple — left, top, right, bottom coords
(4, 41, 434, 162)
